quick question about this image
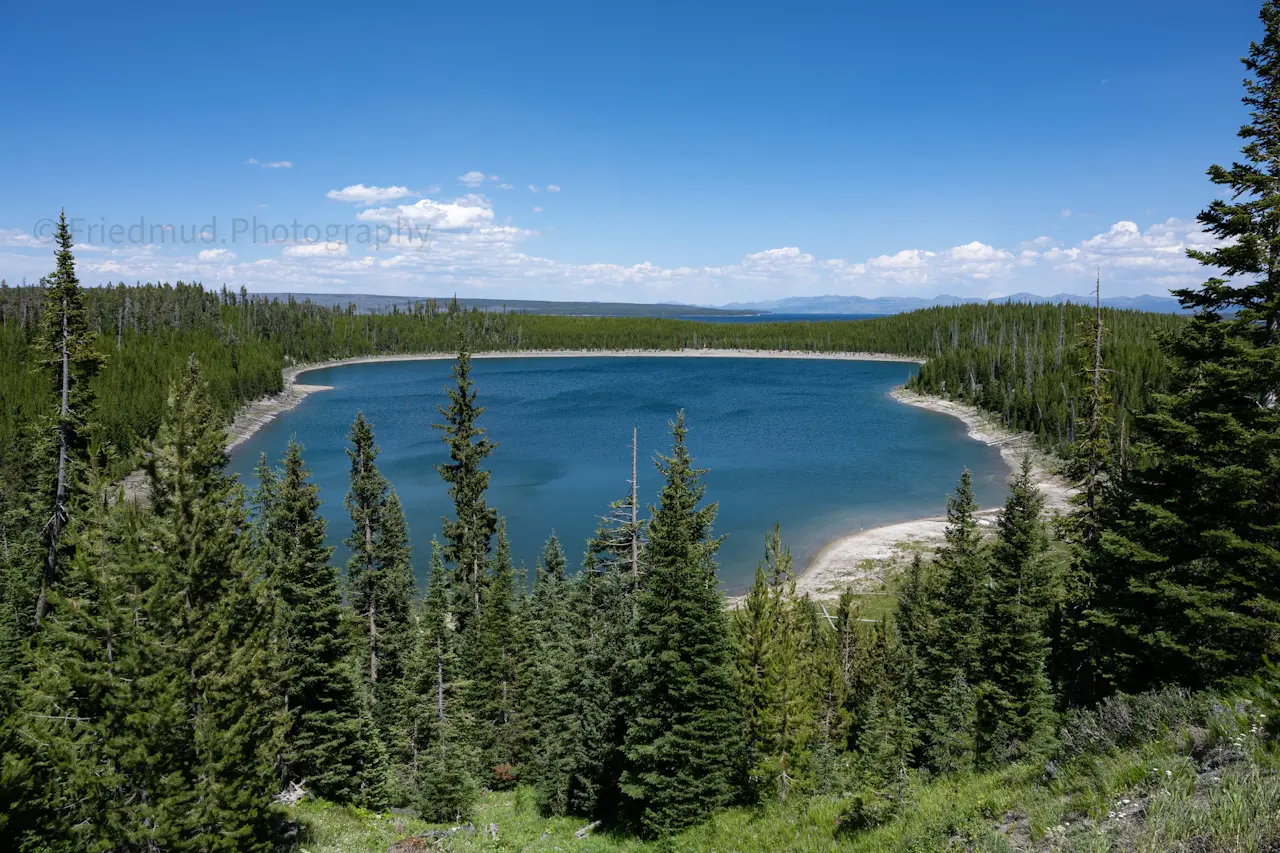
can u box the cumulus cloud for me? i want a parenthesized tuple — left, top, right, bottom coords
(326, 184, 414, 205)
(546, 184, 561, 192)
(247, 158, 293, 168)
(458, 171, 487, 187)
(358, 194, 495, 231)
(532, 206, 543, 213)
(498, 183, 513, 190)
(5, 208, 1221, 305)
(528, 184, 538, 193)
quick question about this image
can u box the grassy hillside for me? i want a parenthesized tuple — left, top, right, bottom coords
(289, 685, 1279, 852)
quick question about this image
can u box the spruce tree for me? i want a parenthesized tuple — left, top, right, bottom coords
(261, 439, 382, 807)
(620, 412, 742, 837)
(732, 525, 813, 803)
(1052, 282, 1116, 707)
(565, 489, 641, 818)
(34, 211, 103, 625)
(526, 533, 579, 816)
(344, 413, 415, 737)
(978, 458, 1055, 765)
(433, 336, 498, 628)
(920, 470, 987, 772)
(468, 518, 528, 786)
(1091, 2, 1280, 690)
(402, 540, 478, 821)
(144, 357, 287, 850)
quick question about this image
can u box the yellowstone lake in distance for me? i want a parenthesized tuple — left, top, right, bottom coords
(227, 356, 1009, 593)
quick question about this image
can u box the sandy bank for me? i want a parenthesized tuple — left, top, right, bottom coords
(793, 388, 1072, 600)
(223, 348, 925, 450)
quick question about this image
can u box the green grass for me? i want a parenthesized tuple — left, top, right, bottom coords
(289, 691, 1280, 852)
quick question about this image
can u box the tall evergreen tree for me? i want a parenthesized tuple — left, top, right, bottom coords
(1052, 282, 1117, 707)
(468, 518, 528, 787)
(433, 336, 498, 628)
(144, 357, 287, 850)
(260, 439, 383, 807)
(733, 525, 813, 803)
(1090, 2, 1280, 691)
(620, 413, 743, 837)
(401, 540, 479, 822)
(978, 458, 1055, 765)
(565, 488, 642, 819)
(920, 470, 987, 772)
(344, 413, 415, 736)
(34, 211, 103, 626)
(526, 533, 579, 815)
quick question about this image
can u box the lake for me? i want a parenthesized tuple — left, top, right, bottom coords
(227, 356, 1009, 593)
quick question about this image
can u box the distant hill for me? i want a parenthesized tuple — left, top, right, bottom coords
(247, 293, 760, 318)
(722, 293, 1190, 315)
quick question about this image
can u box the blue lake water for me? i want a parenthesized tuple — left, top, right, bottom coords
(227, 357, 1008, 593)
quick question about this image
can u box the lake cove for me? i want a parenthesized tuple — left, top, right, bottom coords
(227, 355, 1008, 593)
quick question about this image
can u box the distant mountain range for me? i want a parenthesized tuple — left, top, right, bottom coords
(720, 293, 1189, 315)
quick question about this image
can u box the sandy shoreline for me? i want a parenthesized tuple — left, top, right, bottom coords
(222, 348, 1070, 600)
(793, 389, 1072, 599)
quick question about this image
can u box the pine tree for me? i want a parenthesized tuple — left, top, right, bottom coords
(433, 336, 498, 629)
(261, 439, 381, 806)
(1091, 2, 1280, 691)
(620, 412, 743, 837)
(526, 533, 579, 816)
(978, 458, 1055, 765)
(1052, 280, 1116, 707)
(144, 357, 287, 850)
(344, 413, 415, 738)
(468, 518, 528, 787)
(732, 525, 814, 803)
(919, 470, 987, 772)
(565, 488, 642, 819)
(34, 211, 103, 626)
(402, 540, 478, 822)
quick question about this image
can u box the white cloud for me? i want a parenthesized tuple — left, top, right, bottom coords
(4, 208, 1219, 305)
(546, 184, 561, 192)
(1061, 209, 1072, 219)
(284, 242, 349, 258)
(358, 194, 495, 231)
(498, 183, 513, 190)
(247, 158, 293, 168)
(458, 171, 487, 187)
(326, 184, 414, 205)
(528, 184, 538, 193)
(532, 206, 543, 213)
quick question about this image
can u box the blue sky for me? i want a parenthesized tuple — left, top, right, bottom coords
(0, 0, 1264, 303)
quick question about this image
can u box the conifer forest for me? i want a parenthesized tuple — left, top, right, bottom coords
(3, 5, 1280, 852)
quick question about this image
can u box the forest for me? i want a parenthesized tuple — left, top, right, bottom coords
(2, 4, 1280, 850)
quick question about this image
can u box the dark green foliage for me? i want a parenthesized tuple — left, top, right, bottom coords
(732, 525, 815, 803)
(258, 439, 382, 807)
(620, 413, 743, 837)
(1088, 3, 1280, 694)
(402, 541, 479, 822)
(916, 471, 987, 771)
(344, 413, 416, 738)
(468, 518, 529, 787)
(977, 458, 1056, 764)
(564, 489, 643, 819)
(433, 336, 498, 629)
(526, 533, 579, 815)
(33, 214, 103, 627)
